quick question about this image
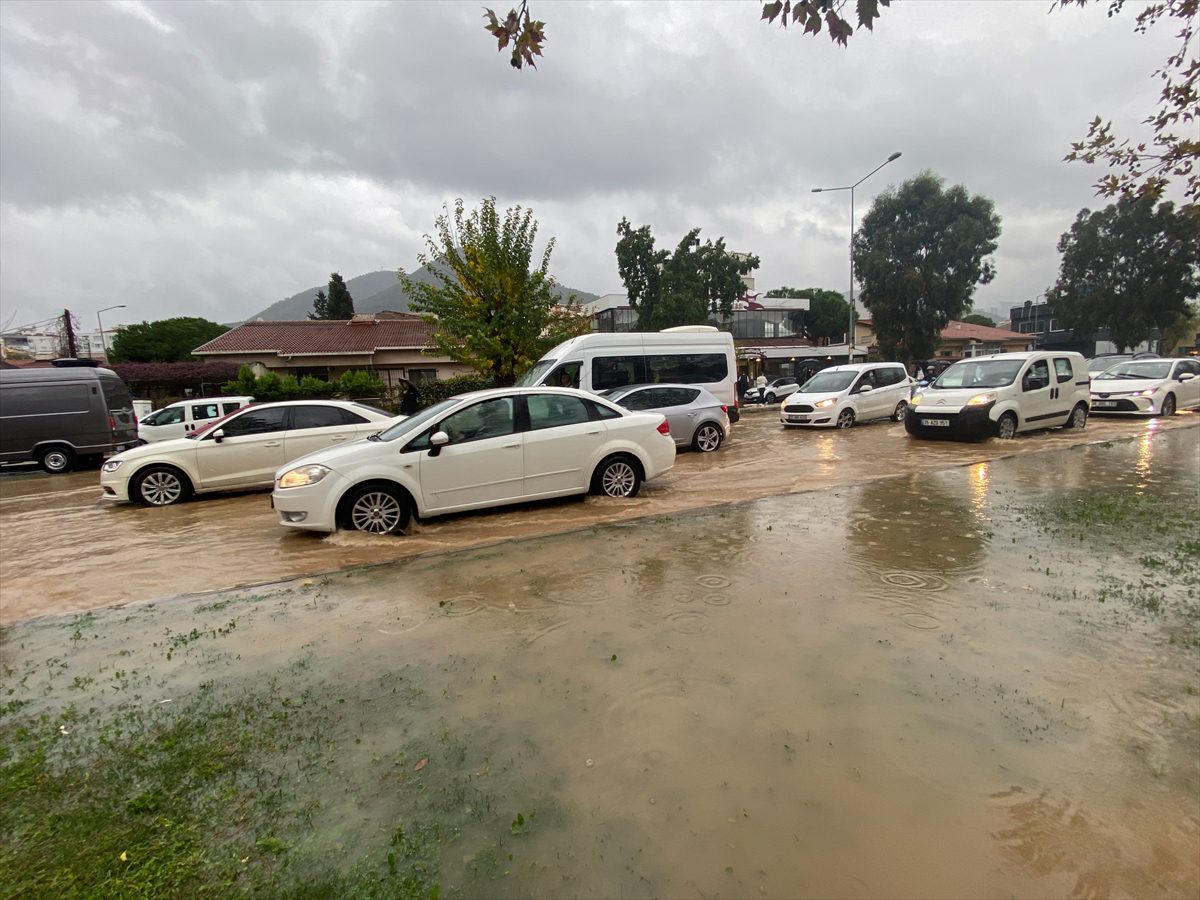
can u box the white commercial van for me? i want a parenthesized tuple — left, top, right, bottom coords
(516, 327, 739, 420)
(137, 395, 255, 443)
(905, 351, 1090, 440)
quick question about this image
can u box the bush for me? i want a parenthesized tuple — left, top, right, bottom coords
(416, 374, 494, 408)
(335, 369, 386, 399)
(221, 367, 389, 406)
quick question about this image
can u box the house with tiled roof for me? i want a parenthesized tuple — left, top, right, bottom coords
(192, 313, 472, 389)
(933, 320, 1030, 359)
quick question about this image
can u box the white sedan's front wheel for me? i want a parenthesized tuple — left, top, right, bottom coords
(346, 485, 411, 535)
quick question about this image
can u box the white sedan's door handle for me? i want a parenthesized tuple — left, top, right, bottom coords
(263, 441, 281, 447)
(502, 442, 521, 449)
(330, 435, 347, 442)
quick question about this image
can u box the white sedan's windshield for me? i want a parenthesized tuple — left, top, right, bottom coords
(1095, 361, 1172, 380)
(375, 398, 458, 442)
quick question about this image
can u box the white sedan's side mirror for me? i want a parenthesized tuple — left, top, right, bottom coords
(1178, 372, 1195, 382)
(430, 431, 450, 447)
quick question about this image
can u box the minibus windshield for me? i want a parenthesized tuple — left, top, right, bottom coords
(515, 360, 556, 387)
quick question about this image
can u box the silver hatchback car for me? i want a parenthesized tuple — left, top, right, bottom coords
(599, 384, 730, 452)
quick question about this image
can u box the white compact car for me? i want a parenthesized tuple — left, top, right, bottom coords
(137, 396, 255, 443)
(272, 387, 677, 536)
(907, 351, 1090, 440)
(1089, 358, 1200, 416)
(779, 363, 912, 429)
(102, 400, 397, 506)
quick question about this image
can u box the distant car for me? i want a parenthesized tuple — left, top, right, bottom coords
(1085, 351, 1159, 380)
(745, 377, 802, 405)
(101, 400, 398, 506)
(271, 387, 676, 536)
(136, 395, 255, 443)
(1089, 358, 1200, 416)
(780, 363, 912, 429)
(599, 384, 730, 452)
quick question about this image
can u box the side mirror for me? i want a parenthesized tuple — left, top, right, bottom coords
(858, 384, 873, 393)
(1178, 372, 1195, 382)
(212, 429, 225, 443)
(428, 430, 449, 457)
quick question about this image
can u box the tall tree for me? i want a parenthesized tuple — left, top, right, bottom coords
(400, 197, 591, 386)
(852, 172, 1001, 364)
(110, 317, 229, 363)
(307, 289, 330, 320)
(326, 273, 355, 319)
(1045, 194, 1199, 350)
(765, 286, 850, 342)
(961, 313, 997, 328)
(615, 219, 759, 330)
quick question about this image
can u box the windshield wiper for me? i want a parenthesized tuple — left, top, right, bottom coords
(367, 432, 382, 442)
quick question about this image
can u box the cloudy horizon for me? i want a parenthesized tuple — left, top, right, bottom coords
(0, 0, 1180, 333)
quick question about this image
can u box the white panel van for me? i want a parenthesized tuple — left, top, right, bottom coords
(137, 396, 255, 443)
(516, 328, 739, 420)
(905, 351, 1090, 440)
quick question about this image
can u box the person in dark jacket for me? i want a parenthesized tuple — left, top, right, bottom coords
(400, 382, 420, 416)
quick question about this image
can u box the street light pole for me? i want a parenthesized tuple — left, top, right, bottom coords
(96, 305, 126, 363)
(813, 151, 902, 365)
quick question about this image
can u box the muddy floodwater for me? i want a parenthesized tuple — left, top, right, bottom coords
(1, 411, 1196, 622)
(2, 424, 1197, 898)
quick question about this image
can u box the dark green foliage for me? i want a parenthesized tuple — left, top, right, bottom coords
(221, 366, 384, 404)
(961, 313, 997, 327)
(853, 171, 1001, 364)
(765, 286, 850, 342)
(308, 289, 330, 320)
(414, 374, 495, 408)
(615, 219, 759, 330)
(401, 197, 591, 387)
(309, 275, 356, 320)
(1045, 195, 1199, 350)
(110, 317, 230, 363)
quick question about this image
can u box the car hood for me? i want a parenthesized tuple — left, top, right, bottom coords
(1090, 377, 1165, 393)
(274, 436, 388, 478)
(783, 392, 842, 406)
(108, 436, 198, 463)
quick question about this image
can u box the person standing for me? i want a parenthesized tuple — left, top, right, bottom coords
(756, 372, 767, 390)
(737, 370, 749, 401)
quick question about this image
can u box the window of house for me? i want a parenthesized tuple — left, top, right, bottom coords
(407, 368, 438, 383)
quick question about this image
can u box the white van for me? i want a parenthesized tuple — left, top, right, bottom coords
(137, 395, 255, 443)
(516, 327, 739, 419)
(906, 351, 1090, 440)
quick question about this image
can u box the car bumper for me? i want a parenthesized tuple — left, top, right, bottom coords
(99, 472, 132, 503)
(272, 472, 345, 533)
(780, 409, 835, 427)
(1089, 396, 1155, 415)
(905, 403, 997, 439)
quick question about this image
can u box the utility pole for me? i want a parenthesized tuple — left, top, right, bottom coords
(62, 309, 78, 358)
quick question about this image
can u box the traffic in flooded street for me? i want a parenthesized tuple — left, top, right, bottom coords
(2, 418, 1197, 898)
(0, 409, 1196, 622)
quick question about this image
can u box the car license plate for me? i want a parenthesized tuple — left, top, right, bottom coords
(1092, 400, 1117, 408)
(922, 418, 950, 427)
(787, 415, 809, 422)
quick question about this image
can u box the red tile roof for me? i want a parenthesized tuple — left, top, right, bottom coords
(940, 320, 1026, 342)
(193, 316, 435, 356)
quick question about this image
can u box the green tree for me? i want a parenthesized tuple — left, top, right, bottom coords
(765, 286, 850, 342)
(327, 273, 355, 319)
(1045, 194, 1199, 350)
(961, 313, 997, 328)
(110, 317, 229, 363)
(307, 289, 330, 320)
(852, 172, 1001, 364)
(615, 219, 759, 330)
(1161, 301, 1198, 354)
(400, 197, 592, 386)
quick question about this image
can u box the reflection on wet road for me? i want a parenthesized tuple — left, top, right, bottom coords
(0, 411, 1197, 622)
(3, 426, 1196, 898)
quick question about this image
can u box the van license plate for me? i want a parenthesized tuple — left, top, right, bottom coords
(923, 418, 950, 427)
(1092, 400, 1116, 408)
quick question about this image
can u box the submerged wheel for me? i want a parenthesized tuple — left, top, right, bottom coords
(891, 401, 907, 422)
(346, 485, 411, 535)
(592, 456, 642, 498)
(133, 466, 191, 506)
(37, 446, 76, 474)
(764, 392, 776, 404)
(1064, 403, 1088, 430)
(692, 423, 724, 453)
(996, 412, 1018, 440)
(836, 408, 856, 429)
(1161, 394, 1176, 417)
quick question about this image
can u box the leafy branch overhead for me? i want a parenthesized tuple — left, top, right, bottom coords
(760, 0, 890, 45)
(484, 1, 546, 69)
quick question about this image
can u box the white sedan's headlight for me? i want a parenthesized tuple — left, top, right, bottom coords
(277, 464, 330, 489)
(102, 460, 123, 473)
(1132, 388, 1157, 397)
(814, 398, 837, 409)
(967, 392, 997, 406)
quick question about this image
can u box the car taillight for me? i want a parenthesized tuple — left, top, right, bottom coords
(720, 405, 728, 414)
(109, 415, 116, 433)
(656, 418, 671, 435)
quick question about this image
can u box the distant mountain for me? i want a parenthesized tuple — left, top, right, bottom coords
(247, 268, 599, 321)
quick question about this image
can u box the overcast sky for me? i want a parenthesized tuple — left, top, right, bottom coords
(0, 0, 1180, 333)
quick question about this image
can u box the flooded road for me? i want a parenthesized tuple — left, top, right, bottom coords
(2, 426, 1196, 898)
(0, 410, 1197, 622)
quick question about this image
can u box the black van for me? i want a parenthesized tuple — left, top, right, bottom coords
(0, 363, 139, 472)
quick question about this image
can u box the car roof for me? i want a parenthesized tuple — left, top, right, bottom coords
(812, 362, 906, 373)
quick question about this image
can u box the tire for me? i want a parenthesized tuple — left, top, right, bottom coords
(692, 423, 724, 453)
(996, 412, 1018, 440)
(133, 466, 192, 506)
(836, 408, 856, 429)
(891, 401, 907, 422)
(764, 393, 776, 404)
(1064, 403, 1088, 430)
(345, 484, 411, 535)
(37, 446, 76, 474)
(592, 455, 642, 498)
(1161, 394, 1176, 417)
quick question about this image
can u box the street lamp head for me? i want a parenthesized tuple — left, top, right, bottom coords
(811, 188, 823, 193)
(887, 151, 902, 162)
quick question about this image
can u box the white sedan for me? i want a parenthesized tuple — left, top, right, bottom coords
(101, 400, 398, 506)
(272, 387, 676, 536)
(1089, 358, 1200, 417)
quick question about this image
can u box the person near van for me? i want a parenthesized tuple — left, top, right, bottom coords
(737, 371, 749, 401)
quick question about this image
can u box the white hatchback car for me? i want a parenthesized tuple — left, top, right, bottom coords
(780, 363, 912, 429)
(102, 400, 397, 506)
(272, 387, 677, 536)
(1089, 357, 1200, 416)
